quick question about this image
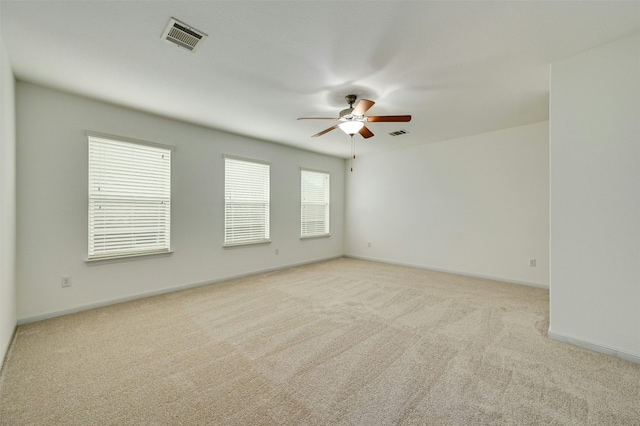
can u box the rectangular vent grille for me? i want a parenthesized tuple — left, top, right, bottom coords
(389, 129, 409, 136)
(162, 18, 207, 52)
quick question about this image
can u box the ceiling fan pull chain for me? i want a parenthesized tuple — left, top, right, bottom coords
(350, 134, 355, 172)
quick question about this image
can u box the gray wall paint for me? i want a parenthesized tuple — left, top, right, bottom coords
(345, 122, 550, 288)
(16, 82, 345, 322)
(0, 37, 17, 362)
(549, 34, 640, 359)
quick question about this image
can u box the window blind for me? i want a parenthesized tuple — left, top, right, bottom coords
(301, 169, 330, 237)
(88, 136, 171, 259)
(224, 157, 270, 246)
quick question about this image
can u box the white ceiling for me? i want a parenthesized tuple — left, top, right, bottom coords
(1, 1, 639, 158)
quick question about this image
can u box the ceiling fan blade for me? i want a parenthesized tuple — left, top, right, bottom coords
(311, 124, 339, 138)
(352, 99, 375, 116)
(359, 126, 374, 139)
(297, 117, 339, 120)
(366, 115, 412, 122)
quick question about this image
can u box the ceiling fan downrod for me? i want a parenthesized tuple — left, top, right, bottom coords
(341, 94, 358, 118)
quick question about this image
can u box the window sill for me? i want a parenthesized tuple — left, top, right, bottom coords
(85, 250, 174, 265)
(224, 240, 271, 248)
(300, 234, 331, 240)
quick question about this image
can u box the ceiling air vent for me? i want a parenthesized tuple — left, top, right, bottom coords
(162, 18, 207, 52)
(389, 129, 409, 136)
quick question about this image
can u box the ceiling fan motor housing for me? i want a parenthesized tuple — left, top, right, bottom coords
(340, 108, 355, 119)
(341, 94, 358, 119)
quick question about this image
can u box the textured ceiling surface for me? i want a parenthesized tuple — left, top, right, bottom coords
(1, 1, 639, 158)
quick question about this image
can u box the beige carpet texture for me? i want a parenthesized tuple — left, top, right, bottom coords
(1, 258, 639, 425)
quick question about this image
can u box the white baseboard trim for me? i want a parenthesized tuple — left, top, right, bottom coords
(344, 254, 548, 289)
(17, 255, 344, 326)
(548, 329, 640, 365)
(1, 324, 18, 372)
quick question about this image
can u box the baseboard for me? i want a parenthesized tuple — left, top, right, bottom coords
(17, 255, 344, 325)
(548, 330, 640, 365)
(1, 324, 18, 374)
(344, 254, 548, 289)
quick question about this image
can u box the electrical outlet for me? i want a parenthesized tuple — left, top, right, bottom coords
(275, 248, 279, 255)
(61, 276, 72, 287)
(368, 242, 372, 248)
(529, 259, 537, 267)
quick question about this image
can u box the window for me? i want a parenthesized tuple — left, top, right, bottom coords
(88, 134, 172, 260)
(224, 156, 270, 246)
(301, 169, 330, 238)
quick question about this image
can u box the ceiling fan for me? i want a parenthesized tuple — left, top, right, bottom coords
(297, 94, 411, 139)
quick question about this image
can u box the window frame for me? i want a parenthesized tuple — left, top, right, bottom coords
(223, 155, 271, 247)
(86, 131, 174, 262)
(300, 168, 331, 239)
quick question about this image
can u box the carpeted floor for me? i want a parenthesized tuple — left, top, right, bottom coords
(1, 258, 639, 425)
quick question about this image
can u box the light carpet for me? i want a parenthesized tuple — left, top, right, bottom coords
(1, 258, 639, 425)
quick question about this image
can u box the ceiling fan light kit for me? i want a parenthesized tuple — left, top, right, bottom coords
(338, 121, 364, 135)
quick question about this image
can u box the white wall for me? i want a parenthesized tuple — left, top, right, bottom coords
(16, 82, 345, 322)
(549, 34, 640, 361)
(0, 37, 17, 362)
(345, 122, 549, 287)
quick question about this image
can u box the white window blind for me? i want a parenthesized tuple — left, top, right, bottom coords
(224, 157, 270, 246)
(301, 169, 330, 237)
(88, 135, 171, 260)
